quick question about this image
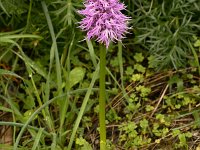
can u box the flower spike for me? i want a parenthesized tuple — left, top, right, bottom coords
(78, 0, 131, 48)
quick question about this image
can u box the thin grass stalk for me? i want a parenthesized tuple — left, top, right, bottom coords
(31, 128, 44, 150)
(30, 75, 49, 125)
(41, 1, 63, 97)
(41, 1, 66, 140)
(4, 56, 19, 95)
(0, 122, 50, 136)
(118, 42, 128, 101)
(25, 0, 33, 30)
(43, 42, 56, 132)
(59, 34, 73, 144)
(86, 39, 97, 67)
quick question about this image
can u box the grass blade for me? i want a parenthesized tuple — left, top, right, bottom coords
(0, 69, 24, 80)
(31, 128, 44, 150)
(86, 39, 97, 67)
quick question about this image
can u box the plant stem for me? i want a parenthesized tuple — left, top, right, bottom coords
(99, 45, 107, 150)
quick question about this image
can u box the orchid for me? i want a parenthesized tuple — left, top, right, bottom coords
(78, 1, 130, 149)
(79, 0, 130, 48)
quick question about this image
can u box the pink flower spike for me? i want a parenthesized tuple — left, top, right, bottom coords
(78, 0, 131, 48)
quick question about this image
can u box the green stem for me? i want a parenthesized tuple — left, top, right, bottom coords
(118, 42, 129, 101)
(99, 45, 106, 150)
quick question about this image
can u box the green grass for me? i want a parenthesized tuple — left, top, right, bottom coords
(0, 0, 200, 149)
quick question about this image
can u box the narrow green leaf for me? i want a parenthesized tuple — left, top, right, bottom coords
(0, 69, 24, 80)
(0, 95, 22, 118)
(0, 106, 13, 113)
(1, 34, 41, 40)
(32, 128, 44, 150)
(86, 39, 97, 67)
(0, 1, 10, 16)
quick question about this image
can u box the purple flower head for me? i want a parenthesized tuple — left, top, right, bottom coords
(78, 0, 131, 48)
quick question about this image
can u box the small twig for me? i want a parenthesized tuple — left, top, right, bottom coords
(150, 84, 169, 117)
(196, 103, 200, 107)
